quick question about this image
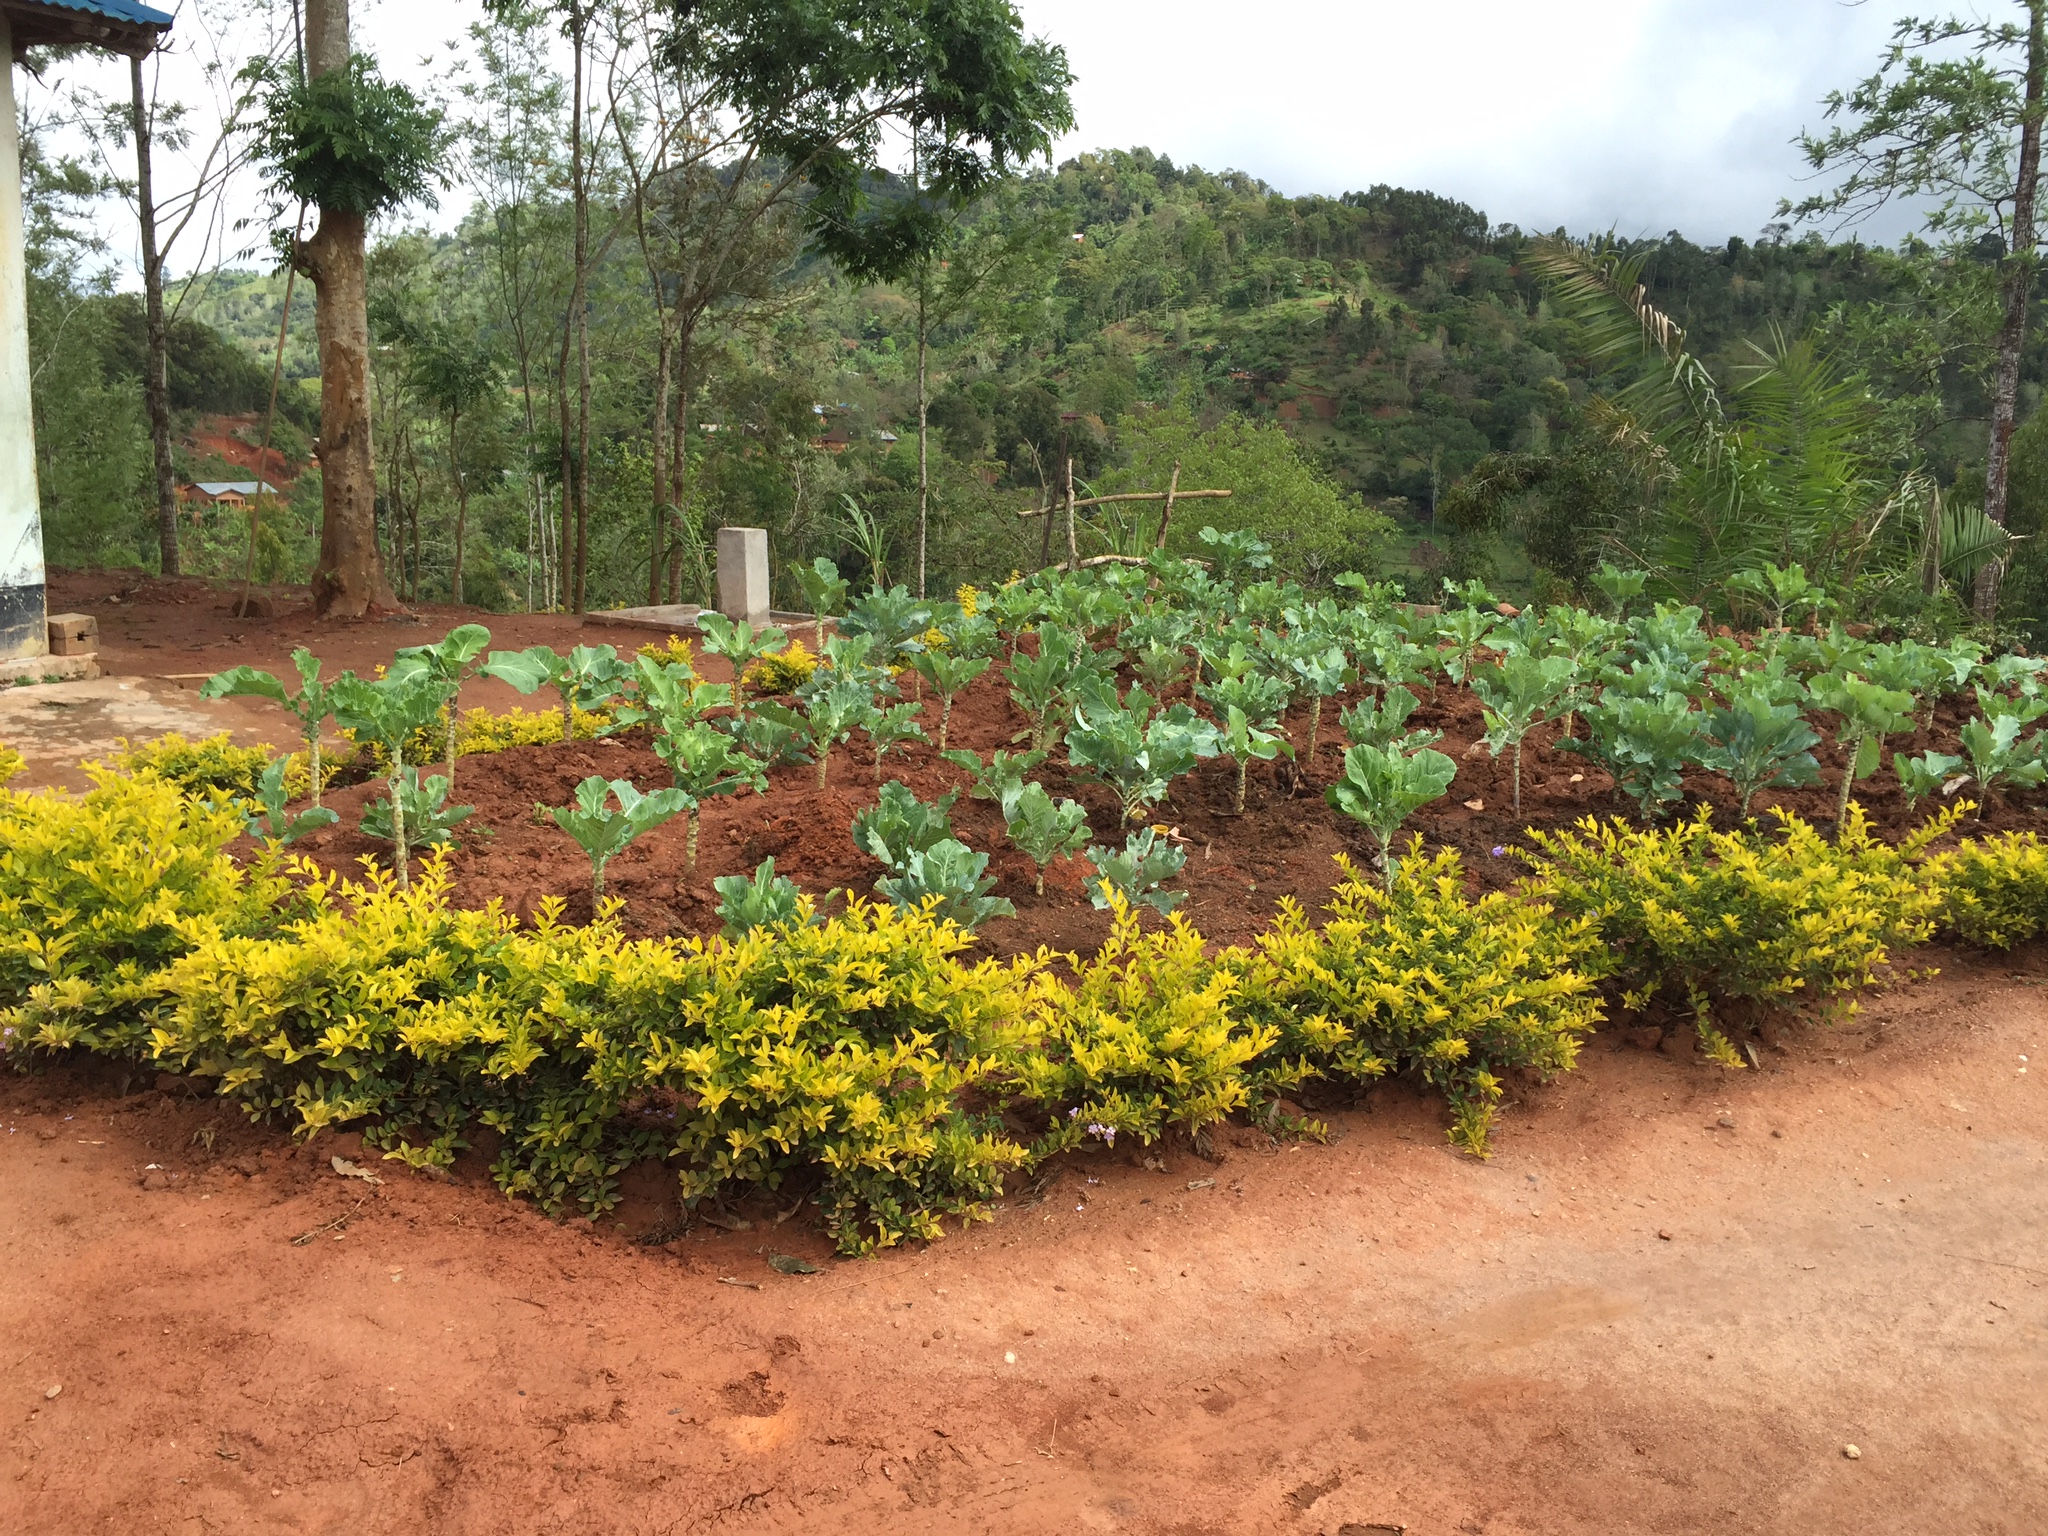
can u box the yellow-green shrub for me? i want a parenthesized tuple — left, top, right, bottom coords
(1930, 831, 2048, 949)
(1518, 805, 1954, 1064)
(636, 634, 696, 670)
(1012, 895, 1279, 1149)
(0, 744, 23, 786)
(742, 638, 817, 695)
(1228, 849, 1602, 1153)
(143, 860, 1040, 1254)
(349, 703, 613, 775)
(114, 731, 336, 800)
(1, 770, 302, 1057)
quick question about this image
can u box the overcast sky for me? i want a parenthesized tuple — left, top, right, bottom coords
(28, 0, 1944, 282)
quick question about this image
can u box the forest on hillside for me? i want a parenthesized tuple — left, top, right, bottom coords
(18, 1, 2048, 640)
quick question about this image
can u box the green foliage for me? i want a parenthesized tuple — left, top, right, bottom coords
(1338, 685, 1440, 753)
(1519, 805, 1956, 1064)
(874, 839, 1014, 929)
(1564, 691, 1702, 819)
(1066, 683, 1219, 823)
(481, 645, 632, 740)
(1001, 782, 1091, 894)
(651, 721, 767, 872)
(250, 54, 445, 219)
(1930, 832, 2048, 949)
(940, 746, 1046, 815)
(793, 557, 850, 645)
(361, 768, 474, 849)
(852, 781, 959, 872)
(1698, 685, 1822, 816)
(200, 647, 339, 805)
(390, 625, 494, 782)
(242, 758, 339, 847)
(1324, 743, 1458, 881)
(863, 701, 929, 766)
(1470, 652, 1578, 814)
(1957, 695, 2048, 798)
(1229, 849, 1603, 1153)
(1006, 626, 1088, 752)
(549, 777, 690, 897)
(908, 648, 991, 751)
(114, 732, 279, 801)
(1213, 703, 1291, 813)
(1895, 749, 1966, 809)
(713, 859, 816, 937)
(1085, 827, 1189, 914)
(757, 673, 873, 788)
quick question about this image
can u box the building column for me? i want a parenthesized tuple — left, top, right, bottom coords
(0, 13, 49, 662)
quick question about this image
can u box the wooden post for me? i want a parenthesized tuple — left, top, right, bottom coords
(1155, 460, 1181, 550)
(1064, 456, 1078, 571)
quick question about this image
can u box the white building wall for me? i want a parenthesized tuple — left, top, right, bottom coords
(0, 13, 49, 660)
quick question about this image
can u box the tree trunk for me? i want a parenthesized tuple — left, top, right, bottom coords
(301, 0, 395, 617)
(450, 406, 467, 605)
(649, 321, 670, 604)
(130, 54, 178, 578)
(1980, 0, 2048, 620)
(916, 270, 930, 599)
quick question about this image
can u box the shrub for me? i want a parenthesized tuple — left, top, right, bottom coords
(743, 637, 818, 696)
(635, 634, 696, 670)
(1518, 806, 1955, 1064)
(0, 769, 301, 1057)
(115, 732, 276, 800)
(1086, 827, 1188, 914)
(713, 858, 815, 936)
(1012, 894, 1275, 1149)
(1930, 832, 2048, 948)
(0, 745, 22, 787)
(1228, 849, 1602, 1154)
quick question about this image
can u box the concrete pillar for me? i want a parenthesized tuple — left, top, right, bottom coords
(715, 526, 769, 625)
(0, 15, 49, 663)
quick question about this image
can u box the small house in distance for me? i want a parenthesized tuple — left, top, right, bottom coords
(181, 480, 281, 514)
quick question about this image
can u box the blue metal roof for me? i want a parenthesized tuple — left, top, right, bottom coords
(26, 0, 173, 24)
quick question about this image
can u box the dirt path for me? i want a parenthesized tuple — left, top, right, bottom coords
(3, 947, 2042, 1535)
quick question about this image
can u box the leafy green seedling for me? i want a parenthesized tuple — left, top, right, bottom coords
(1697, 686, 1821, 816)
(330, 669, 450, 888)
(908, 648, 990, 752)
(714, 858, 818, 937)
(652, 720, 767, 871)
(863, 701, 928, 767)
(480, 644, 631, 741)
(839, 586, 933, 654)
(695, 614, 789, 719)
(361, 767, 474, 850)
(757, 674, 874, 789)
(1196, 667, 1292, 732)
(791, 556, 849, 650)
(1132, 641, 1191, 696)
(241, 756, 339, 846)
(1726, 561, 1830, 633)
(549, 776, 690, 899)
(1325, 743, 1458, 886)
(1957, 712, 2047, 803)
(1196, 525, 1273, 584)
(390, 623, 492, 783)
(1470, 652, 1577, 815)
(1214, 704, 1290, 813)
(612, 655, 730, 732)
(1562, 691, 1702, 821)
(1277, 639, 1349, 767)
(1339, 686, 1441, 754)
(1066, 684, 1220, 824)
(875, 838, 1014, 928)
(1434, 606, 1497, 687)
(1002, 782, 1091, 895)
(1590, 561, 1649, 619)
(1007, 626, 1088, 752)
(852, 781, 960, 873)
(940, 747, 1047, 818)
(200, 647, 339, 807)
(1085, 827, 1189, 914)
(1809, 671, 1917, 826)
(1895, 750, 1967, 810)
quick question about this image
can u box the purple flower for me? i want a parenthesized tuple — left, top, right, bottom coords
(1490, 845, 1506, 858)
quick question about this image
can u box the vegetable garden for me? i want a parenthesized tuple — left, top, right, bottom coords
(3, 538, 2045, 1255)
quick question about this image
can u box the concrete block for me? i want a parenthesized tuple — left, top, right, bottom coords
(715, 526, 770, 625)
(47, 613, 97, 655)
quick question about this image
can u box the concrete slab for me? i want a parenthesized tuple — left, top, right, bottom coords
(0, 675, 289, 792)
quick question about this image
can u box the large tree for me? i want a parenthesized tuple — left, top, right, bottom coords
(1790, 3, 2046, 619)
(254, 0, 441, 616)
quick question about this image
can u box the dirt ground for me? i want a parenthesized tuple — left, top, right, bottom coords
(4, 948, 2043, 1535)
(3, 572, 2046, 1533)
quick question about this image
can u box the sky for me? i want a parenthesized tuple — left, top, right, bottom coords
(25, 0, 1943, 284)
